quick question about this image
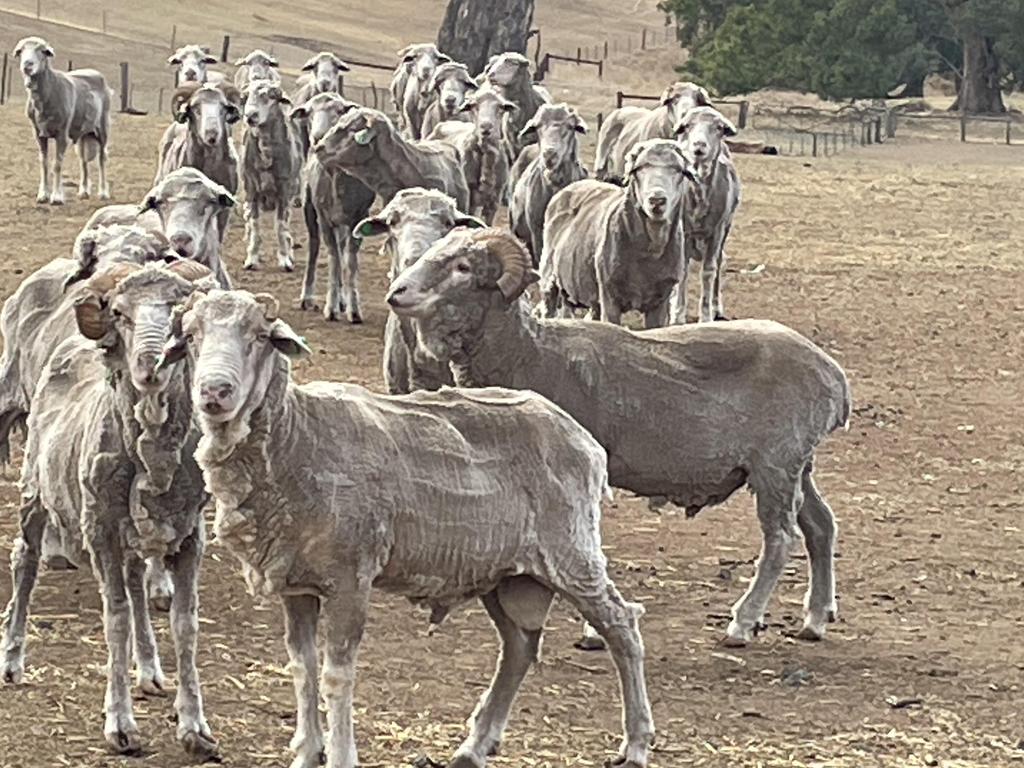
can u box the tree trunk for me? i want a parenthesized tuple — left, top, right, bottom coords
(437, 0, 536, 76)
(952, 32, 1005, 114)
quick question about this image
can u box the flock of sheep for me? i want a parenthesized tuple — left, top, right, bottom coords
(0, 33, 852, 768)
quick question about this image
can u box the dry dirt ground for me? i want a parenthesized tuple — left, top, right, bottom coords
(0, 99, 1023, 768)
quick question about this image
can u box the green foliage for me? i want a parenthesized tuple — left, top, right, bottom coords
(660, 0, 1024, 104)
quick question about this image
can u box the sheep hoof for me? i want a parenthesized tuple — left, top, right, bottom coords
(35, 192, 48, 203)
(49, 196, 65, 206)
(299, 299, 319, 312)
(714, 312, 730, 321)
(795, 623, 826, 642)
(574, 634, 607, 652)
(78, 189, 91, 200)
(243, 261, 259, 271)
(179, 725, 219, 759)
(719, 634, 748, 648)
(99, 189, 111, 201)
(446, 754, 486, 768)
(288, 750, 325, 768)
(1, 659, 25, 685)
(105, 721, 142, 755)
(137, 674, 167, 697)
(279, 257, 295, 272)
(43, 553, 76, 571)
(323, 309, 341, 322)
(348, 311, 363, 325)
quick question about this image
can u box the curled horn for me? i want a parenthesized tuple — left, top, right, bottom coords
(167, 260, 213, 282)
(74, 263, 145, 340)
(253, 293, 279, 321)
(472, 230, 534, 299)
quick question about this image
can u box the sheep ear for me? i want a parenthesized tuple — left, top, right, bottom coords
(573, 115, 589, 134)
(43, 45, 55, 58)
(333, 56, 350, 72)
(167, 54, 182, 65)
(696, 86, 711, 106)
(353, 216, 388, 239)
(719, 116, 738, 137)
(233, 57, 247, 67)
(268, 56, 280, 68)
(225, 103, 241, 124)
(202, 55, 218, 64)
(277, 92, 292, 106)
(175, 104, 191, 123)
(455, 214, 486, 229)
(216, 191, 237, 209)
(139, 194, 159, 214)
(301, 56, 318, 72)
(64, 234, 100, 291)
(290, 104, 310, 121)
(437, 53, 452, 64)
(518, 118, 538, 140)
(269, 319, 311, 358)
(659, 86, 676, 106)
(501, 102, 518, 113)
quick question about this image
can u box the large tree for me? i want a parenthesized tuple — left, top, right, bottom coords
(437, 0, 536, 75)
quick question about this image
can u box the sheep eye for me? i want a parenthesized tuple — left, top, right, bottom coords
(455, 262, 472, 274)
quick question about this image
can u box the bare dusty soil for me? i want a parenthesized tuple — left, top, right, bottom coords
(0, 97, 1022, 768)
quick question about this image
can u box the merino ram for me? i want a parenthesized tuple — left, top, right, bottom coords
(388, 228, 852, 646)
(1, 261, 218, 758)
(156, 287, 654, 768)
(428, 86, 516, 224)
(240, 80, 303, 272)
(352, 187, 484, 394)
(539, 139, 693, 327)
(509, 103, 588, 264)
(155, 82, 242, 241)
(14, 36, 112, 204)
(595, 81, 710, 182)
(314, 107, 470, 210)
(290, 93, 375, 322)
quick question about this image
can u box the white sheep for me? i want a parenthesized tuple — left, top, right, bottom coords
(157, 288, 655, 768)
(391, 43, 451, 139)
(420, 61, 477, 137)
(233, 49, 281, 90)
(388, 228, 852, 646)
(168, 44, 224, 85)
(14, 36, 112, 204)
(480, 52, 550, 158)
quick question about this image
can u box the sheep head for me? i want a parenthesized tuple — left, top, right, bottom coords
(139, 168, 236, 259)
(674, 105, 737, 172)
(313, 107, 391, 172)
(659, 81, 712, 124)
(14, 36, 54, 80)
(169, 44, 218, 83)
(291, 92, 358, 145)
(300, 52, 350, 94)
(624, 139, 696, 221)
(519, 103, 587, 175)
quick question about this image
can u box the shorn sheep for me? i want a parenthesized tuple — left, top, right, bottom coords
(15, 36, 112, 204)
(168, 44, 223, 85)
(480, 52, 550, 158)
(352, 187, 484, 393)
(290, 93, 375, 322)
(391, 43, 451, 139)
(420, 61, 477, 137)
(671, 106, 742, 323)
(233, 49, 281, 90)
(595, 81, 710, 182)
(313, 107, 470, 210)
(156, 81, 242, 242)
(388, 227, 852, 646)
(539, 139, 694, 327)
(240, 80, 303, 272)
(157, 288, 655, 768)
(1, 261, 218, 758)
(509, 103, 588, 265)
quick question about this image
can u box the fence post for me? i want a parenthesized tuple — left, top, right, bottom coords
(371, 81, 378, 109)
(339, 75, 345, 96)
(737, 101, 749, 130)
(120, 62, 130, 112)
(959, 113, 966, 143)
(641, 29, 647, 50)
(102, 10, 108, 34)
(576, 47, 582, 63)
(170, 24, 177, 52)
(886, 110, 897, 138)
(598, 59, 603, 79)
(0, 53, 7, 106)
(616, 91, 624, 109)
(158, 87, 165, 115)
(604, 40, 609, 59)
(1006, 119, 1012, 145)
(812, 133, 818, 157)
(221, 36, 231, 64)
(597, 112, 603, 133)
(874, 118, 881, 143)
(36, 0, 41, 19)
(67, 59, 73, 71)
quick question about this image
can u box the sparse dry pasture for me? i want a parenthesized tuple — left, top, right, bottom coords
(0, 14, 1023, 768)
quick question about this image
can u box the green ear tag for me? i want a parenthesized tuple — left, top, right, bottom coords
(354, 128, 373, 146)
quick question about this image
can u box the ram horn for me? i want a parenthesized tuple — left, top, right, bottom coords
(473, 230, 533, 299)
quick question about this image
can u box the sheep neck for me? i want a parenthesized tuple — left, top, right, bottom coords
(25, 66, 61, 124)
(623, 192, 676, 255)
(249, 110, 289, 166)
(685, 153, 723, 234)
(367, 129, 436, 199)
(542, 141, 585, 187)
(451, 296, 540, 389)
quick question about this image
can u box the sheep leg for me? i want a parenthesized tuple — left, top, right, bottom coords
(283, 594, 324, 768)
(299, 198, 320, 310)
(243, 200, 262, 270)
(598, 284, 622, 325)
(670, 240, 695, 325)
(341, 227, 362, 324)
(448, 584, 549, 767)
(383, 313, 412, 395)
(77, 139, 91, 199)
(0, 496, 47, 684)
(97, 142, 110, 200)
(643, 301, 669, 330)
(725, 474, 802, 646)
(50, 134, 68, 205)
(563, 582, 653, 768)
(169, 525, 217, 757)
(795, 468, 839, 641)
(712, 246, 728, 320)
(321, 224, 344, 322)
(700, 231, 728, 323)
(146, 557, 174, 613)
(539, 279, 562, 319)
(124, 555, 165, 695)
(90, 532, 141, 754)
(320, 587, 369, 768)
(698, 254, 717, 323)
(276, 200, 295, 272)
(35, 136, 50, 203)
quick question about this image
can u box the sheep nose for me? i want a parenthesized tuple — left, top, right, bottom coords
(386, 285, 408, 308)
(649, 194, 667, 208)
(169, 233, 194, 257)
(692, 141, 708, 156)
(444, 97, 457, 110)
(199, 382, 234, 414)
(542, 148, 558, 162)
(479, 124, 494, 137)
(246, 114, 258, 126)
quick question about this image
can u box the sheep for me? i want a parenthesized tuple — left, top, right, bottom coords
(168, 44, 224, 85)
(595, 81, 710, 183)
(1, 261, 218, 757)
(420, 61, 477, 137)
(428, 86, 516, 224)
(392, 43, 451, 139)
(539, 139, 694, 327)
(509, 103, 588, 265)
(352, 188, 484, 394)
(313, 106, 470, 210)
(233, 49, 280, 90)
(481, 52, 551, 157)
(240, 80, 303, 272)
(293, 52, 350, 105)
(155, 82, 242, 242)
(156, 287, 655, 768)
(87, 167, 237, 289)
(290, 93, 375, 322)
(670, 106, 742, 324)
(14, 36, 112, 204)
(387, 227, 852, 646)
